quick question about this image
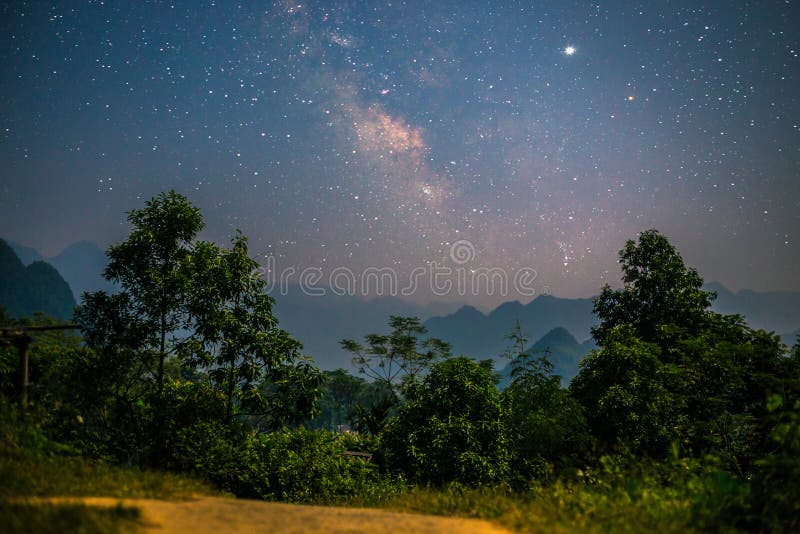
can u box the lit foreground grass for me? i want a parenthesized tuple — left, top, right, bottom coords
(0, 500, 141, 534)
(1, 448, 745, 533)
(0, 448, 217, 533)
(377, 458, 753, 533)
(380, 482, 700, 534)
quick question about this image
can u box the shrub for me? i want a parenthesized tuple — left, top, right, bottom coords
(169, 424, 402, 504)
(382, 357, 509, 485)
(749, 396, 800, 531)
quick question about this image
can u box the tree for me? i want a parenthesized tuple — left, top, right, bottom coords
(574, 230, 798, 464)
(341, 316, 451, 400)
(99, 190, 204, 394)
(347, 381, 396, 435)
(75, 191, 323, 463)
(178, 232, 322, 427)
(570, 325, 679, 455)
(592, 229, 715, 346)
(502, 320, 558, 390)
(311, 369, 367, 430)
(501, 323, 590, 482)
(382, 356, 509, 485)
(325, 369, 366, 423)
(670, 316, 793, 473)
(751, 395, 800, 531)
(71, 291, 156, 456)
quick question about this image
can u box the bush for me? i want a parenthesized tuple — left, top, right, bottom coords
(169, 424, 403, 504)
(382, 357, 509, 486)
(749, 396, 800, 531)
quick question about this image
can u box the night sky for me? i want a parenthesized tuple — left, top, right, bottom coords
(1, 1, 798, 306)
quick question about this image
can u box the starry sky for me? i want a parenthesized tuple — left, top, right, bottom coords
(1, 1, 798, 306)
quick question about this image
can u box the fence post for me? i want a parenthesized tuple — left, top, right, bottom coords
(15, 336, 32, 407)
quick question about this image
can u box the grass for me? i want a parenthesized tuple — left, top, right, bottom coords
(1, 440, 218, 533)
(368, 460, 754, 534)
(0, 500, 142, 534)
(378, 484, 695, 533)
(0, 397, 749, 533)
(0, 448, 218, 500)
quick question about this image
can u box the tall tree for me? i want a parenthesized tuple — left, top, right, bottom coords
(501, 321, 589, 482)
(591, 229, 715, 345)
(100, 190, 203, 394)
(75, 191, 323, 462)
(570, 325, 679, 455)
(180, 232, 322, 427)
(574, 230, 797, 463)
(502, 320, 557, 390)
(312, 369, 367, 429)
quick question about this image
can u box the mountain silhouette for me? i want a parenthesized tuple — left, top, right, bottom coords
(49, 241, 117, 299)
(496, 327, 596, 388)
(0, 239, 75, 320)
(3, 237, 798, 367)
(5, 239, 116, 301)
(424, 294, 596, 361)
(6, 240, 43, 265)
(269, 288, 463, 369)
(704, 282, 800, 336)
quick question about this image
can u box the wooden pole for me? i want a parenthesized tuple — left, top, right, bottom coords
(0, 325, 78, 408)
(13, 335, 32, 407)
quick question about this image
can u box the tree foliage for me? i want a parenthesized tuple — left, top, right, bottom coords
(101, 190, 204, 394)
(591, 229, 715, 345)
(501, 322, 590, 483)
(574, 229, 799, 467)
(72, 191, 321, 463)
(341, 315, 451, 399)
(5, 220, 800, 531)
(179, 232, 323, 426)
(383, 356, 508, 485)
(571, 325, 679, 455)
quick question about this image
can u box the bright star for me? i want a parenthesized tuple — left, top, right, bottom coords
(564, 45, 576, 56)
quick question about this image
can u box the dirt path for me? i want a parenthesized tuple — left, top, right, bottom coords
(63, 496, 514, 534)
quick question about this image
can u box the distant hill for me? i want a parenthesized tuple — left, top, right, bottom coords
(782, 328, 800, 348)
(0, 239, 75, 319)
(271, 288, 463, 369)
(497, 327, 596, 388)
(3, 239, 115, 301)
(424, 295, 596, 362)
(49, 241, 116, 299)
(6, 240, 43, 265)
(4, 236, 798, 369)
(422, 285, 800, 365)
(705, 282, 800, 336)
(529, 327, 596, 385)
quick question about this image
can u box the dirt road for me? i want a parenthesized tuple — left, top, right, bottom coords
(70, 496, 514, 533)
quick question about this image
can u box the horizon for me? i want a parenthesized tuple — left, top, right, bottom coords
(4, 233, 799, 318)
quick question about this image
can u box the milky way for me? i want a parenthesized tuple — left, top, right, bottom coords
(1, 1, 798, 305)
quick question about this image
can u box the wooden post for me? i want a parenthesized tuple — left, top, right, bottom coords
(14, 335, 32, 407)
(0, 324, 79, 408)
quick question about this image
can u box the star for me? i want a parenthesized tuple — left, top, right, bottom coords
(0, 1, 796, 312)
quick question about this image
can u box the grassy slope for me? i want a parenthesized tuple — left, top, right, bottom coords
(1, 445, 217, 533)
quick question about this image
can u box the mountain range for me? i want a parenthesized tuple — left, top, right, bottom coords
(424, 295, 597, 362)
(2, 238, 799, 374)
(496, 326, 597, 387)
(6, 239, 116, 300)
(0, 239, 75, 320)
